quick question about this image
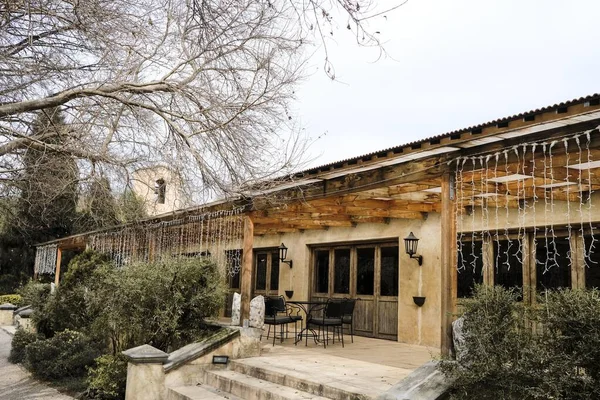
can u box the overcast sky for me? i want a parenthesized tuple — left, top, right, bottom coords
(295, 0, 600, 168)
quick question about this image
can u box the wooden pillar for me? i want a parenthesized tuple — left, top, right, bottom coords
(54, 247, 63, 287)
(522, 232, 534, 304)
(571, 232, 586, 289)
(240, 216, 254, 325)
(440, 172, 457, 355)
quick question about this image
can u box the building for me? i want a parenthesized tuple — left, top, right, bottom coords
(34, 93, 600, 354)
(132, 165, 189, 216)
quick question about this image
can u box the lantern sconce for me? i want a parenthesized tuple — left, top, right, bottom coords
(278, 243, 293, 268)
(404, 232, 423, 266)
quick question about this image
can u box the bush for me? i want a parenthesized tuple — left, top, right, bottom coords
(9, 329, 39, 364)
(25, 329, 102, 380)
(442, 286, 600, 400)
(0, 294, 22, 306)
(86, 354, 128, 400)
(18, 281, 53, 337)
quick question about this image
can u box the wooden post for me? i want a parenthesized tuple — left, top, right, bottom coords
(54, 247, 63, 287)
(240, 216, 254, 325)
(440, 172, 457, 355)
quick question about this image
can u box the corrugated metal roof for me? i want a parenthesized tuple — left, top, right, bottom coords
(295, 93, 600, 176)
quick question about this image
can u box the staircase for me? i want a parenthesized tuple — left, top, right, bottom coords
(166, 358, 370, 400)
(164, 343, 409, 400)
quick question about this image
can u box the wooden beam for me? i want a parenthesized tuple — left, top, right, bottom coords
(240, 216, 254, 325)
(54, 247, 63, 287)
(440, 172, 457, 355)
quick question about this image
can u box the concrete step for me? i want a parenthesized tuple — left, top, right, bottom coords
(203, 369, 332, 400)
(167, 383, 245, 400)
(229, 359, 369, 400)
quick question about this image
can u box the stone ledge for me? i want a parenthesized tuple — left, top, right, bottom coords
(123, 344, 169, 364)
(376, 361, 453, 400)
(163, 328, 240, 373)
(0, 303, 17, 310)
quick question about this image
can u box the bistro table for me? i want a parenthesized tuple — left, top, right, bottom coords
(287, 300, 327, 346)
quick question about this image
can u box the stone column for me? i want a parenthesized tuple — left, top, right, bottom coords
(0, 303, 17, 326)
(122, 344, 169, 400)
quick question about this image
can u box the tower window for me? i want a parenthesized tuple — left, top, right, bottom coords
(155, 178, 166, 204)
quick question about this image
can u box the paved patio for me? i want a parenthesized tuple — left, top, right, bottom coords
(262, 333, 437, 370)
(252, 334, 437, 398)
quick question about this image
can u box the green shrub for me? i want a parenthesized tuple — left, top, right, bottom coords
(87, 354, 128, 400)
(25, 329, 102, 380)
(0, 294, 22, 306)
(91, 256, 226, 352)
(442, 286, 600, 400)
(9, 329, 39, 364)
(18, 281, 53, 337)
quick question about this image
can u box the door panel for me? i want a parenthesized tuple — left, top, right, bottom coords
(354, 298, 374, 336)
(377, 299, 398, 338)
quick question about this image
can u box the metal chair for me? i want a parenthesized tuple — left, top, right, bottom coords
(342, 298, 357, 343)
(308, 299, 344, 348)
(263, 296, 301, 346)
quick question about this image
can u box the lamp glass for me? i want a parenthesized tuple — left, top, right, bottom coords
(404, 232, 419, 256)
(278, 243, 288, 261)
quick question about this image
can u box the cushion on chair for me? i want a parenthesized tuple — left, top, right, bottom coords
(310, 317, 343, 326)
(264, 315, 294, 325)
(342, 315, 352, 324)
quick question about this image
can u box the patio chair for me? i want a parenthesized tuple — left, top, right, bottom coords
(342, 298, 357, 343)
(308, 298, 344, 348)
(263, 296, 302, 346)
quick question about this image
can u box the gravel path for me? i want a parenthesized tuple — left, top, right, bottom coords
(0, 328, 75, 400)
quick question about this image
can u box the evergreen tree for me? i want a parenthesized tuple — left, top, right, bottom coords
(15, 107, 79, 242)
(75, 177, 119, 232)
(0, 108, 79, 288)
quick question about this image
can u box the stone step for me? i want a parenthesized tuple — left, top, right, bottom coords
(203, 369, 332, 400)
(229, 359, 369, 400)
(167, 383, 245, 400)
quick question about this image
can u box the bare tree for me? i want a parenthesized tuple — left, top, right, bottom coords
(0, 0, 403, 203)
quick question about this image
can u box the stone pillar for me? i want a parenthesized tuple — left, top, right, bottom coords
(122, 344, 169, 400)
(0, 303, 17, 326)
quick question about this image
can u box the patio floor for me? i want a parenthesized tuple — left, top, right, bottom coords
(261, 333, 437, 370)
(249, 333, 438, 398)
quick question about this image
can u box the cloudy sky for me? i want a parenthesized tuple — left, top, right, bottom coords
(295, 0, 600, 168)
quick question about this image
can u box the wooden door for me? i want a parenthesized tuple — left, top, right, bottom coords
(310, 243, 399, 340)
(253, 249, 280, 298)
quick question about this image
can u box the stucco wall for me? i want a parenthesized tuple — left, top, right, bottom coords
(251, 214, 442, 348)
(458, 191, 600, 233)
(132, 166, 189, 216)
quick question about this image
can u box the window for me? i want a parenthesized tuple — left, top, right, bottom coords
(334, 249, 350, 294)
(356, 247, 375, 295)
(494, 239, 523, 298)
(380, 246, 399, 296)
(457, 240, 483, 298)
(536, 236, 571, 291)
(155, 178, 166, 204)
(270, 251, 279, 291)
(225, 249, 242, 289)
(314, 250, 329, 293)
(585, 235, 600, 289)
(313, 243, 397, 298)
(255, 253, 267, 291)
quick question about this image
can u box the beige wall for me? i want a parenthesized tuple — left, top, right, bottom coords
(250, 214, 443, 348)
(458, 191, 600, 233)
(132, 166, 189, 216)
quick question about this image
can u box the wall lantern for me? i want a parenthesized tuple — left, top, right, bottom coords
(278, 243, 293, 268)
(404, 232, 423, 266)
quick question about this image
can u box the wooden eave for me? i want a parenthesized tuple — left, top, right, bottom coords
(36, 95, 600, 245)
